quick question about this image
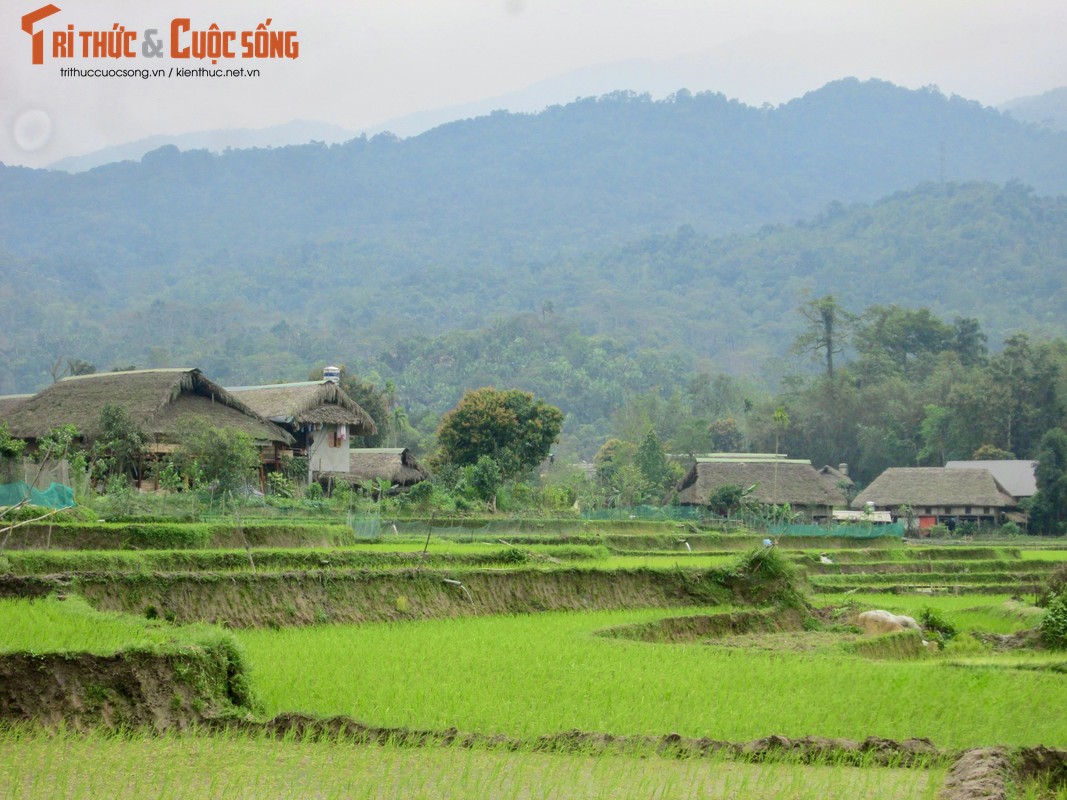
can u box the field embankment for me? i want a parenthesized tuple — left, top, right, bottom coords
(3, 565, 781, 627)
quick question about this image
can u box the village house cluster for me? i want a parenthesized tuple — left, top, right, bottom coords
(0, 366, 428, 492)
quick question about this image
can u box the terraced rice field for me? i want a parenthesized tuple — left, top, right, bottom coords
(2, 530, 1066, 798)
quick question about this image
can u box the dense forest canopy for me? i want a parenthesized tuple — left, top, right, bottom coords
(3, 178, 1065, 399)
(3, 78, 1067, 489)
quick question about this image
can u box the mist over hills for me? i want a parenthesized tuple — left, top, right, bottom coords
(1000, 86, 1067, 132)
(2, 78, 1067, 408)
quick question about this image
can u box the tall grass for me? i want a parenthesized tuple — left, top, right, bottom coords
(236, 608, 1067, 749)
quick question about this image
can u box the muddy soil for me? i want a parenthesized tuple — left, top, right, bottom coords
(0, 647, 253, 731)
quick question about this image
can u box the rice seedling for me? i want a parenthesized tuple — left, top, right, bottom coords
(0, 595, 186, 654)
(236, 607, 1067, 749)
(0, 725, 945, 800)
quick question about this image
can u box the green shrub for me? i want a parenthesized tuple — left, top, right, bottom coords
(1040, 594, 1067, 649)
(725, 547, 806, 608)
(402, 481, 435, 513)
(918, 606, 958, 643)
(0, 503, 96, 523)
(941, 632, 988, 656)
(1038, 564, 1067, 608)
(266, 472, 294, 499)
(927, 524, 951, 538)
(1000, 521, 1021, 537)
(498, 547, 529, 564)
(304, 482, 324, 501)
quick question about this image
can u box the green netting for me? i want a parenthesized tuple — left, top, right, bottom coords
(769, 522, 905, 538)
(0, 481, 76, 509)
(581, 505, 707, 522)
(348, 512, 382, 539)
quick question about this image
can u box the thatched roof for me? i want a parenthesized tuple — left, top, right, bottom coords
(0, 394, 32, 420)
(818, 464, 853, 486)
(945, 460, 1038, 499)
(226, 381, 376, 433)
(677, 457, 846, 507)
(2, 369, 294, 445)
(344, 448, 430, 486)
(852, 468, 1017, 510)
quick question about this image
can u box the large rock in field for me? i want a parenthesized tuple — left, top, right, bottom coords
(856, 609, 921, 634)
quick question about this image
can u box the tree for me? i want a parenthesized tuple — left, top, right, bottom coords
(49, 357, 95, 383)
(792, 295, 855, 381)
(917, 405, 951, 466)
(1031, 428, 1067, 534)
(468, 455, 502, 509)
(855, 305, 953, 373)
(0, 423, 26, 484)
(952, 317, 988, 367)
(972, 444, 1016, 460)
(634, 428, 670, 490)
(708, 417, 744, 452)
(772, 406, 789, 505)
(988, 335, 1062, 457)
(707, 483, 754, 518)
(68, 359, 97, 376)
(391, 406, 410, 448)
(176, 422, 260, 495)
(594, 438, 637, 485)
(93, 404, 147, 483)
(0, 423, 26, 461)
(437, 387, 564, 480)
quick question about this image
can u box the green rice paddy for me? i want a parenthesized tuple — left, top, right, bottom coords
(236, 606, 1067, 749)
(3, 536, 1067, 798)
(0, 727, 944, 800)
(0, 595, 192, 654)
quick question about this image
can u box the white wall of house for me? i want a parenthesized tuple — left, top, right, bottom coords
(307, 425, 350, 476)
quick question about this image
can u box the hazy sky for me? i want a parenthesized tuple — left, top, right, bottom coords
(2, 0, 1065, 168)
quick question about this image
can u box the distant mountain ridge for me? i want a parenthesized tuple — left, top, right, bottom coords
(2, 78, 1067, 396)
(6, 79, 1067, 262)
(1000, 86, 1067, 132)
(47, 119, 357, 173)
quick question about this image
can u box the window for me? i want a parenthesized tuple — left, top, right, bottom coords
(924, 507, 932, 514)
(964, 506, 972, 514)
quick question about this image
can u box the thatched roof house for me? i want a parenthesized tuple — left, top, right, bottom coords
(852, 467, 1017, 527)
(945, 460, 1038, 499)
(677, 454, 846, 511)
(225, 380, 376, 433)
(341, 448, 430, 488)
(227, 378, 376, 480)
(2, 369, 293, 448)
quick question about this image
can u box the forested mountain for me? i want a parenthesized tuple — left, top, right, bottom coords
(4, 79, 1066, 266)
(47, 120, 357, 173)
(4, 177, 1064, 396)
(1000, 86, 1067, 132)
(3, 79, 1067, 408)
